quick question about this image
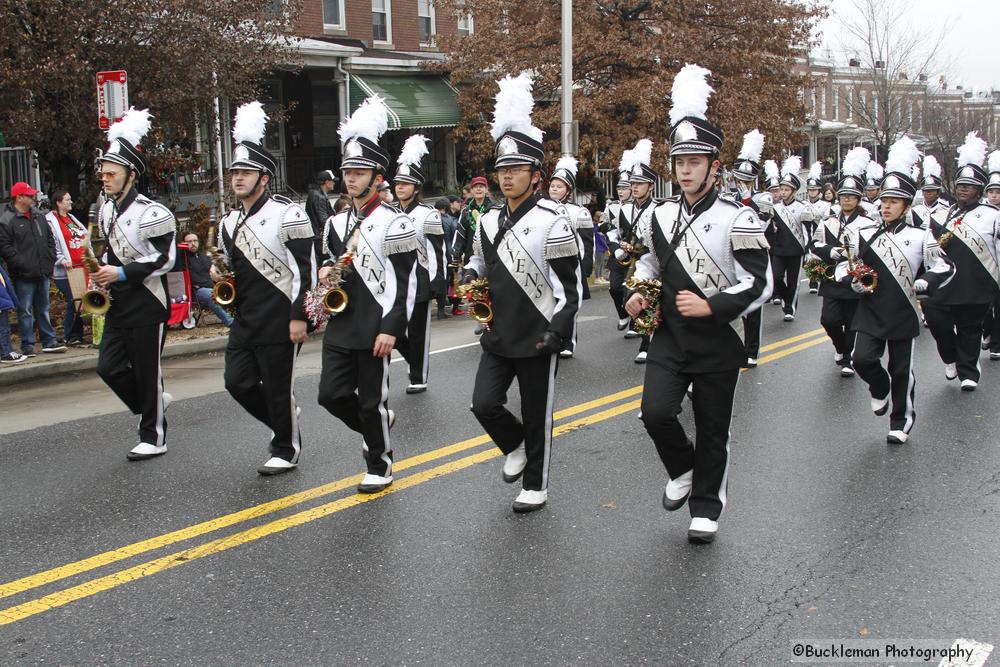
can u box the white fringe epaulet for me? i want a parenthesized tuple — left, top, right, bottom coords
(137, 201, 176, 241)
(383, 213, 420, 255)
(279, 203, 314, 244)
(730, 208, 770, 251)
(543, 216, 581, 260)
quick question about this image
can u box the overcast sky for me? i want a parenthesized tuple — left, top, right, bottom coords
(815, 0, 997, 90)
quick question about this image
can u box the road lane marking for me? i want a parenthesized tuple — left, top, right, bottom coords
(0, 328, 829, 604)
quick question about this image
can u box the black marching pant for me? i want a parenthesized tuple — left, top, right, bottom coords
(771, 254, 802, 316)
(852, 332, 916, 433)
(97, 322, 168, 446)
(981, 297, 1000, 353)
(224, 342, 302, 462)
(398, 300, 432, 385)
(743, 308, 763, 359)
(640, 363, 740, 521)
(924, 303, 991, 382)
(318, 344, 393, 476)
(821, 297, 859, 364)
(608, 263, 629, 320)
(471, 350, 558, 492)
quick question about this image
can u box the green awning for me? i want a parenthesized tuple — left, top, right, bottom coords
(349, 74, 461, 130)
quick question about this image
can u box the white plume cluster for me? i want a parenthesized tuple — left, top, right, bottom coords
(737, 130, 764, 162)
(841, 147, 870, 177)
(884, 135, 920, 175)
(397, 134, 429, 168)
(781, 155, 802, 178)
(554, 155, 578, 177)
(922, 155, 941, 179)
(669, 64, 714, 127)
(339, 96, 389, 145)
(764, 159, 779, 180)
(490, 72, 542, 142)
(988, 150, 1000, 174)
(866, 161, 884, 181)
(618, 149, 634, 173)
(911, 165, 920, 180)
(232, 101, 268, 145)
(956, 131, 987, 168)
(108, 107, 153, 145)
(632, 138, 653, 168)
(808, 161, 823, 180)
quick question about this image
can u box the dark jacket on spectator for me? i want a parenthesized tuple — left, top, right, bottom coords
(305, 187, 335, 238)
(186, 250, 214, 290)
(0, 202, 56, 280)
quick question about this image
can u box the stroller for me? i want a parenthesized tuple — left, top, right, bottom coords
(167, 242, 196, 329)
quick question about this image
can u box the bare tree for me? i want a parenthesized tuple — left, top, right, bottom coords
(921, 91, 995, 189)
(836, 0, 950, 152)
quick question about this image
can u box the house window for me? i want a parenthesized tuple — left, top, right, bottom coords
(833, 87, 840, 119)
(457, 12, 473, 36)
(819, 86, 827, 118)
(372, 0, 391, 43)
(418, 0, 435, 45)
(323, 0, 345, 29)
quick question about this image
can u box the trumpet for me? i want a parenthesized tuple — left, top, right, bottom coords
(207, 246, 236, 306)
(456, 278, 493, 327)
(322, 287, 348, 314)
(80, 247, 111, 315)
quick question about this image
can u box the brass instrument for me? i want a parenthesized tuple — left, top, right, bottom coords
(624, 277, 662, 336)
(208, 246, 236, 306)
(845, 232, 878, 293)
(80, 247, 111, 315)
(322, 287, 348, 314)
(456, 278, 493, 327)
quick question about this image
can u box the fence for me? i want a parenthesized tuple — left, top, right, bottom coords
(0, 147, 39, 199)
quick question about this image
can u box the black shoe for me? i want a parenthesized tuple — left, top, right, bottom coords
(21, 348, 36, 358)
(436, 310, 451, 320)
(474, 324, 486, 336)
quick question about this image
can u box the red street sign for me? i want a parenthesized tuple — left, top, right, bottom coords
(97, 70, 129, 130)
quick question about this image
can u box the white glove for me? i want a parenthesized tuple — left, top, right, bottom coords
(914, 278, 929, 293)
(799, 207, 815, 223)
(830, 247, 846, 261)
(614, 249, 628, 260)
(850, 279, 867, 294)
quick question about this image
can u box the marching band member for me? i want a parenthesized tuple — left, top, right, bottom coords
(981, 151, 1000, 360)
(762, 159, 781, 305)
(923, 132, 1000, 390)
(317, 96, 418, 493)
(463, 72, 582, 513)
(217, 102, 316, 475)
(768, 155, 810, 321)
(911, 156, 950, 229)
(393, 135, 446, 394)
(840, 136, 954, 444)
(807, 147, 873, 377)
(604, 151, 635, 333)
(619, 140, 659, 362)
(805, 161, 831, 295)
(92, 108, 177, 461)
(548, 155, 594, 358)
(731, 129, 770, 367)
(861, 162, 883, 217)
(627, 65, 771, 543)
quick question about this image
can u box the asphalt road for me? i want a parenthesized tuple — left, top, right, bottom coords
(1, 289, 998, 666)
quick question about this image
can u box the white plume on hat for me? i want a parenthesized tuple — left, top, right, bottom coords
(232, 101, 268, 145)
(922, 155, 941, 179)
(866, 161, 884, 181)
(554, 155, 578, 177)
(884, 135, 920, 175)
(669, 64, 714, 127)
(490, 72, 542, 142)
(842, 147, 870, 178)
(763, 159, 779, 180)
(339, 95, 389, 145)
(988, 150, 1000, 173)
(632, 139, 653, 168)
(780, 155, 802, 179)
(956, 131, 987, 168)
(108, 107, 152, 145)
(618, 149, 635, 173)
(911, 165, 920, 180)
(397, 134, 429, 168)
(808, 161, 823, 180)
(737, 130, 764, 162)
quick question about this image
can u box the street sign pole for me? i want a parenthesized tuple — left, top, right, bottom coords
(560, 0, 576, 158)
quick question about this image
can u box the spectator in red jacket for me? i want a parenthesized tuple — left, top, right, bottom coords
(46, 189, 89, 345)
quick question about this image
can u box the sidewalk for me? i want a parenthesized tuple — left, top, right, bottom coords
(0, 280, 611, 388)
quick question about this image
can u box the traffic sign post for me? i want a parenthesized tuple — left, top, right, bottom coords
(97, 70, 129, 130)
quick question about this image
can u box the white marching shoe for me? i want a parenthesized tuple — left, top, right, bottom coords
(559, 349, 574, 359)
(634, 351, 648, 364)
(745, 357, 758, 368)
(512, 488, 547, 513)
(783, 314, 795, 322)
(662, 470, 693, 511)
(944, 363, 958, 381)
(961, 379, 978, 392)
(870, 395, 889, 416)
(833, 352, 844, 363)
(886, 430, 908, 445)
(617, 317, 630, 331)
(687, 517, 719, 543)
(127, 442, 167, 461)
(991, 352, 1000, 361)
(502, 445, 527, 483)
(840, 365, 855, 378)
(258, 457, 297, 476)
(624, 329, 640, 339)
(405, 383, 427, 394)
(357, 473, 393, 493)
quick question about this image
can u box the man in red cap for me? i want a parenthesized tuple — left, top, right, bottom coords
(0, 182, 65, 355)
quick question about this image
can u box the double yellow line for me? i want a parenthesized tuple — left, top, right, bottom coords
(0, 327, 829, 626)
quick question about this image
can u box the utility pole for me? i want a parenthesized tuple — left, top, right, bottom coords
(560, 0, 576, 157)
